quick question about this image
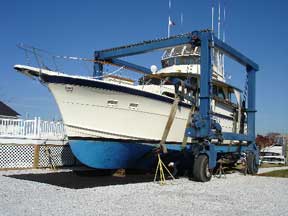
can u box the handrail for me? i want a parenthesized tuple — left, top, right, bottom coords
(0, 117, 66, 140)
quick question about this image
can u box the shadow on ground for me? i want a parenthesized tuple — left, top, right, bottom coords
(5, 170, 155, 189)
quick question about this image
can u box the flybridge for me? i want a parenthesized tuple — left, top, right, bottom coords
(93, 30, 259, 77)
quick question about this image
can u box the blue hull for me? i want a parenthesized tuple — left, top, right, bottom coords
(69, 140, 182, 169)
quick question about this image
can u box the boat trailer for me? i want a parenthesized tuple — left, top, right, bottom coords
(93, 30, 259, 182)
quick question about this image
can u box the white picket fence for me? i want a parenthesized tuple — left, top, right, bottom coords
(0, 117, 66, 140)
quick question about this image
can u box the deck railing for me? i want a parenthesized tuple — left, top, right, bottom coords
(0, 117, 66, 140)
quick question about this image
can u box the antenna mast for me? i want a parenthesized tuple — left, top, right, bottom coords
(223, 6, 226, 42)
(222, 4, 226, 77)
(211, 0, 214, 32)
(211, 0, 215, 74)
(168, 16, 171, 37)
(217, 0, 223, 78)
(168, 0, 171, 37)
(218, 0, 221, 38)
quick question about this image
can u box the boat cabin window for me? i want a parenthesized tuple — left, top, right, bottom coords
(168, 58, 174, 66)
(107, 100, 118, 108)
(162, 91, 175, 98)
(173, 47, 183, 56)
(161, 56, 200, 68)
(212, 85, 226, 100)
(129, 103, 139, 111)
(228, 90, 238, 104)
(212, 85, 240, 105)
(138, 77, 161, 85)
(183, 46, 195, 55)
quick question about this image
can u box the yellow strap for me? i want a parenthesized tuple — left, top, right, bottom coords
(181, 105, 195, 150)
(159, 96, 180, 154)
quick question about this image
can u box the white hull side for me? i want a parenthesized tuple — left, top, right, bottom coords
(48, 82, 237, 142)
(13, 65, 237, 141)
(48, 83, 191, 142)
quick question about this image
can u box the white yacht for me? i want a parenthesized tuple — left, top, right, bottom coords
(14, 44, 244, 168)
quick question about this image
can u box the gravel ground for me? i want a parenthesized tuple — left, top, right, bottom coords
(0, 167, 287, 216)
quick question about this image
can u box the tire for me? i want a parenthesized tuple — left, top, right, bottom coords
(247, 153, 258, 175)
(193, 154, 212, 182)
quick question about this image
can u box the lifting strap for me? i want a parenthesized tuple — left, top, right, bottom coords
(181, 105, 195, 150)
(159, 96, 180, 153)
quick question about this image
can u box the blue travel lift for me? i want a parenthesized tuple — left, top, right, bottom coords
(93, 30, 259, 182)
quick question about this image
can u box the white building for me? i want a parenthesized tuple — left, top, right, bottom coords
(0, 101, 74, 169)
(0, 100, 67, 145)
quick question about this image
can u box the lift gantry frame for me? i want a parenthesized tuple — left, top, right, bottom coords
(93, 30, 259, 170)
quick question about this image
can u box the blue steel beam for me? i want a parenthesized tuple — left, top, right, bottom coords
(93, 63, 103, 79)
(110, 59, 152, 74)
(214, 145, 248, 153)
(95, 33, 198, 59)
(221, 132, 254, 142)
(199, 32, 212, 137)
(247, 67, 257, 139)
(94, 31, 259, 72)
(185, 129, 255, 142)
(213, 37, 259, 71)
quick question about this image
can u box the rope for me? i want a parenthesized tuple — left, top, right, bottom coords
(24, 49, 31, 66)
(153, 154, 175, 185)
(93, 66, 125, 79)
(16, 44, 169, 83)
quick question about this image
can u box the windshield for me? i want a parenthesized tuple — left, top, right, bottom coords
(161, 56, 200, 68)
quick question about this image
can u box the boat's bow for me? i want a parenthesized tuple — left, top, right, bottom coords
(14, 64, 59, 79)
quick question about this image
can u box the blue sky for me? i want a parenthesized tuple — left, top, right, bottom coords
(0, 0, 287, 134)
